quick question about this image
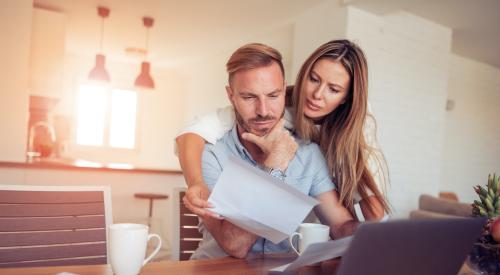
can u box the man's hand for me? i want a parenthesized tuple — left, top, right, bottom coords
(183, 183, 222, 219)
(241, 119, 298, 171)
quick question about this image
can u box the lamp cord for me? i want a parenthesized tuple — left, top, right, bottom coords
(145, 27, 150, 59)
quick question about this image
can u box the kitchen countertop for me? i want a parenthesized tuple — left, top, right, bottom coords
(0, 158, 182, 175)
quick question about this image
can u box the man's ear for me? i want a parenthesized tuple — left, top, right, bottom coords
(226, 85, 234, 103)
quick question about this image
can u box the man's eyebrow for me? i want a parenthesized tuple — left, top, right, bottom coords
(239, 91, 257, 96)
(266, 88, 284, 95)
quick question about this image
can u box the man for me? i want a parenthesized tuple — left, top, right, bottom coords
(191, 43, 356, 259)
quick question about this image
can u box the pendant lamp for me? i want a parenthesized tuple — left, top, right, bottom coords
(88, 6, 110, 83)
(134, 17, 155, 89)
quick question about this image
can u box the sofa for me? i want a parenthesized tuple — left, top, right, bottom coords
(409, 194, 473, 219)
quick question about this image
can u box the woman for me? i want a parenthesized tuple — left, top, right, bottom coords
(176, 39, 390, 221)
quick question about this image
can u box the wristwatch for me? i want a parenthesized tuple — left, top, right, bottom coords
(267, 167, 286, 181)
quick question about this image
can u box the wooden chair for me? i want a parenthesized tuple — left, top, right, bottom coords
(0, 185, 112, 268)
(171, 187, 203, 261)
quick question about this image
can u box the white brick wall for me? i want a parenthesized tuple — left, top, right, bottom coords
(441, 55, 500, 203)
(346, 8, 452, 217)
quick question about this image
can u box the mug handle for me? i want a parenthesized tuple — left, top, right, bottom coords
(143, 233, 162, 266)
(289, 232, 302, 255)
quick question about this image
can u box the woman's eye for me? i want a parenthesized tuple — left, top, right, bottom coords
(329, 87, 339, 94)
(309, 75, 319, 83)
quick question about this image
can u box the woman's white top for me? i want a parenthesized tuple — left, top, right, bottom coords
(176, 105, 385, 204)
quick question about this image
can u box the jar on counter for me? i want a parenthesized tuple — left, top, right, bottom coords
(28, 121, 56, 158)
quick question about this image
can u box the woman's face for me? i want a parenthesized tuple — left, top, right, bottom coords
(303, 58, 351, 120)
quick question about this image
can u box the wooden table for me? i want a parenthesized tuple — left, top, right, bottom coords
(0, 254, 338, 275)
(0, 254, 476, 275)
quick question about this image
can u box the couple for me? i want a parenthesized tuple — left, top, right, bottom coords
(176, 40, 390, 259)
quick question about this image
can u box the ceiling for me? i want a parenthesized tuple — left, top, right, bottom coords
(33, 0, 325, 67)
(348, 0, 500, 68)
(33, 0, 500, 69)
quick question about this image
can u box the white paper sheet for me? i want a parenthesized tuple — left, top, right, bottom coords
(270, 236, 353, 273)
(208, 156, 319, 244)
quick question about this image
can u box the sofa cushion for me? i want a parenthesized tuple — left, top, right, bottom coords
(409, 209, 467, 220)
(419, 194, 472, 217)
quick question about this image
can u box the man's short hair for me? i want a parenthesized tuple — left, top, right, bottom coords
(226, 43, 284, 85)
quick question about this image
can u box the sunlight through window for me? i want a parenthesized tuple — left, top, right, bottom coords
(76, 85, 107, 146)
(109, 89, 137, 148)
(76, 85, 137, 149)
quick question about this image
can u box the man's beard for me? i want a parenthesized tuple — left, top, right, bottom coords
(234, 109, 285, 136)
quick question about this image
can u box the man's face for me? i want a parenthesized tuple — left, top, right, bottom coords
(226, 62, 286, 136)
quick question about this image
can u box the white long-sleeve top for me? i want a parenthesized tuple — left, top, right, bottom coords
(175, 105, 386, 203)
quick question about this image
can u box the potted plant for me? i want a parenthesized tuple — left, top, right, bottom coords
(468, 174, 500, 274)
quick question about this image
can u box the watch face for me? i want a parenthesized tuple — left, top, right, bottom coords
(270, 168, 285, 179)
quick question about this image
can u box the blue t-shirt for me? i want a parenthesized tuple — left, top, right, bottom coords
(191, 125, 335, 259)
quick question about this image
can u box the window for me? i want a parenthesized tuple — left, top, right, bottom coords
(76, 85, 138, 149)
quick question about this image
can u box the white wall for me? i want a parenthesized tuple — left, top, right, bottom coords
(179, 24, 295, 125)
(346, 8, 452, 216)
(23, 9, 296, 170)
(51, 52, 187, 170)
(0, 0, 32, 162)
(175, 2, 500, 217)
(441, 55, 500, 202)
(29, 8, 66, 98)
(1, 0, 499, 221)
(291, 0, 347, 77)
(290, 3, 455, 217)
(0, 7, 187, 170)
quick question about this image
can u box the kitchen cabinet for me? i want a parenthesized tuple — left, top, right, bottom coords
(29, 8, 66, 98)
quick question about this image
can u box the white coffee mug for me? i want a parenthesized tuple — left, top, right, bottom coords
(109, 223, 162, 275)
(289, 223, 330, 255)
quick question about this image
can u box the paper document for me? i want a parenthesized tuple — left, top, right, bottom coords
(208, 156, 319, 244)
(270, 236, 353, 273)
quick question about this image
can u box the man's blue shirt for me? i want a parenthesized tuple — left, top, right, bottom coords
(191, 125, 335, 259)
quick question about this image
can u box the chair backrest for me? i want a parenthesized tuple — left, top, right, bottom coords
(0, 185, 112, 268)
(179, 190, 203, 260)
(171, 187, 202, 261)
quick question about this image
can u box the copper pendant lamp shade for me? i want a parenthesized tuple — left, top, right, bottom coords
(134, 61, 155, 89)
(88, 7, 110, 83)
(135, 16, 155, 89)
(88, 54, 110, 82)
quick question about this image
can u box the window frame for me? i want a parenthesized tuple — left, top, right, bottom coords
(70, 83, 142, 161)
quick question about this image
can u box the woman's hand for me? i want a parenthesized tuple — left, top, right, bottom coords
(241, 119, 298, 171)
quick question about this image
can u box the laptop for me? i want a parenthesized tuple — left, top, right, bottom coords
(336, 217, 486, 275)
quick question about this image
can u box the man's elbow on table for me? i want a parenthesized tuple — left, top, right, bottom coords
(204, 217, 256, 259)
(223, 242, 252, 259)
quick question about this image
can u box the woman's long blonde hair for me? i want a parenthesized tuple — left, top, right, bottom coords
(292, 39, 390, 217)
